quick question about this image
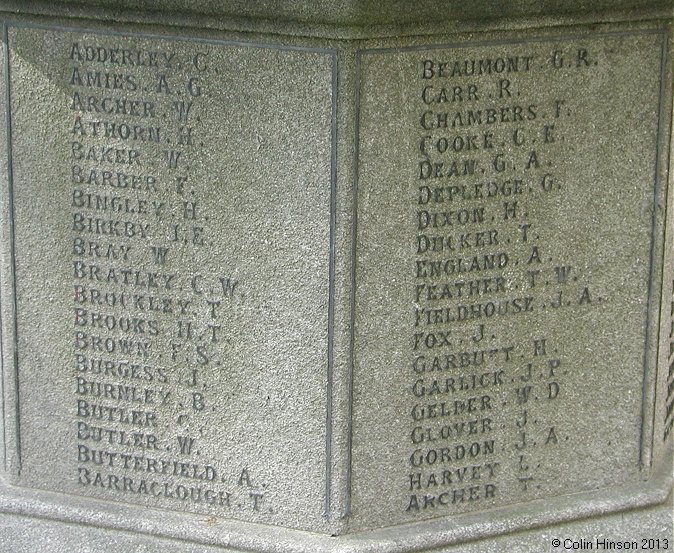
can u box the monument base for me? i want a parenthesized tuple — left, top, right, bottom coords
(0, 494, 671, 553)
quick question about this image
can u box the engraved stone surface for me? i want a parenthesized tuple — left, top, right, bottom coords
(18, 0, 674, 27)
(0, 3, 670, 552)
(352, 30, 670, 530)
(5, 25, 334, 532)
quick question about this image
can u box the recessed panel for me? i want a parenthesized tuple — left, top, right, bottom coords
(6, 25, 334, 532)
(352, 31, 666, 529)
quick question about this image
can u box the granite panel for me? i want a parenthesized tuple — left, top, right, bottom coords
(352, 30, 669, 530)
(4, 24, 335, 533)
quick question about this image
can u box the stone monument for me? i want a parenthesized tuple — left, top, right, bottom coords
(0, 1, 671, 551)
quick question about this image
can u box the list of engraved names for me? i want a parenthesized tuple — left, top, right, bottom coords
(7, 27, 333, 529)
(354, 33, 664, 528)
(68, 40, 243, 509)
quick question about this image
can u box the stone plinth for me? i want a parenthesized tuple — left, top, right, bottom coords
(0, 2, 671, 551)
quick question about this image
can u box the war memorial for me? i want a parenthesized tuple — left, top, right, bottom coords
(0, 1, 671, 551)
